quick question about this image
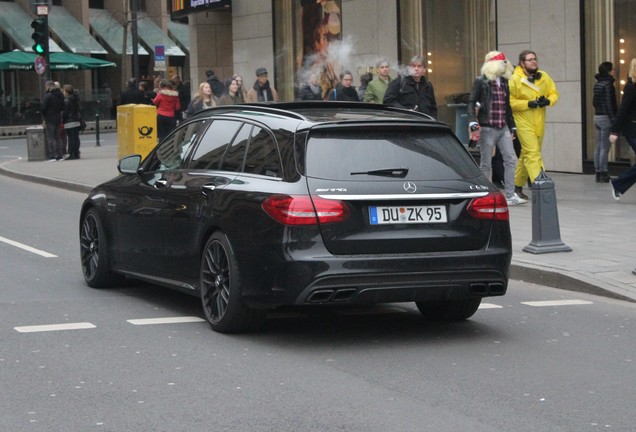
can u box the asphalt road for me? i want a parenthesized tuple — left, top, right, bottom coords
(1, 173, 635, 431)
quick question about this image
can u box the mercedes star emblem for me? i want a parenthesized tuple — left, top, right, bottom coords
(403, 182, 417, 193)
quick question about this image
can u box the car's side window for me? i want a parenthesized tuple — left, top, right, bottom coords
(145, 121, 204, 172)
(244, 127, 282, 177)
(220, 123, 252, 172)
(189, 120, 242, 170)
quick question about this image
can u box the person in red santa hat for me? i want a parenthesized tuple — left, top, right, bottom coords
(468, 51, 526, 206)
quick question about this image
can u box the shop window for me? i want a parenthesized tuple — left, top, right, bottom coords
(273, 0, 494, 133)
(274, 0, 342, 101)
(398, 0, 495, 130)
(584, 0, 635, 164)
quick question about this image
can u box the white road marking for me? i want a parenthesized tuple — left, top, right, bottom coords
(0, 235, 57, 258)
(11, 301, 597, 334)
(521, 300, 593, 307)
(479, 303, 503, 309)
(127, 316, 205, 325)
(14, 322, 96, 333)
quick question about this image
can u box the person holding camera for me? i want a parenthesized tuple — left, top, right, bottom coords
(508, 50, 559, 200)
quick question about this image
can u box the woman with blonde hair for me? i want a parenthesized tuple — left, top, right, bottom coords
(186, 82, 218, 117)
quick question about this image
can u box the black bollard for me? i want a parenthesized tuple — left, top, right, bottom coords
(95, 111, 100, 147)
(522, 171, 572, 254)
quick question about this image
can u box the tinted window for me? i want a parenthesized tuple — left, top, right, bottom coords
(189, 120, 242, 170)
(220, 123, 252, 172)
(305, 128, 480, 180)
(147, 121, 204, 171)
(244, 127, 282, 177)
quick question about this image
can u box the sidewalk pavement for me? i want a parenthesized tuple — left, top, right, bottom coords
(2, 133, 635, 303)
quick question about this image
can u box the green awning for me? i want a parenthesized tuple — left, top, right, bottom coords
(168, 21, 190, 53)
(0, 50, 37, 70)
(0, 3, 63, 53)
(49, 6, 108, 54)
(89, 9, 148, 55)
(136, 13, 185, 57)
(0, 50, 116, 71)
(49, 52, 116, 70)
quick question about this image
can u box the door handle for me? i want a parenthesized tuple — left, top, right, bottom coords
(154, 179, 168, 189)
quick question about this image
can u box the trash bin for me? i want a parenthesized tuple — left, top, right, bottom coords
(26, 126, 48, 162)
(447, 103, 469, 145)
(117, 104, 157, 160)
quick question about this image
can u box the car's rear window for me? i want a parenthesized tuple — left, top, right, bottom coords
(305, 128, 481, 180)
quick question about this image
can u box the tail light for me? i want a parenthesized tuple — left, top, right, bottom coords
(262, 195, 349, 225)
(466, 192, 509, 221)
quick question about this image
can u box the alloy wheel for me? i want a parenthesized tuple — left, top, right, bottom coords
(80, 212, 100, 280)
(201, 239, 231, 323)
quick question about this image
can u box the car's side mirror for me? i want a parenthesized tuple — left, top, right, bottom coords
(118, 154, 142, 175)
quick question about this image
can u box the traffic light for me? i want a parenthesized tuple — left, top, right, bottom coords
(31, 17, 47, 56)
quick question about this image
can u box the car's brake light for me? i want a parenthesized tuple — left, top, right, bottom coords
(466, 192, 509, 221)
(262, 195, 349, 225)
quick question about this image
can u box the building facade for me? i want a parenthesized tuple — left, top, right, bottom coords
(209, 0, 633, 174)
(0, 0, 633, 173)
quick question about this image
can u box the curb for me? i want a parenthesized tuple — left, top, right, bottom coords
(0, 161, 94, 194)
(510, 264, 635, 303)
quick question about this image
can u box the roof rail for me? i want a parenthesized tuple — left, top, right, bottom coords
(201, 104, 308, 121)
(271, 101, 434, 120)
(197, 101, 435, 122)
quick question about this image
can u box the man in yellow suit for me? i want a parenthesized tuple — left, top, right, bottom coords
(509, 50, 559, 199)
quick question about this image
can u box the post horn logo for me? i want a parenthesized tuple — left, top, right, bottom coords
(138, 126, 153, 137)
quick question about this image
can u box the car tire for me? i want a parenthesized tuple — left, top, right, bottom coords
(415, 298, 482, 321)
(200, 232, 267, 333)
(80, 208, 124, 288)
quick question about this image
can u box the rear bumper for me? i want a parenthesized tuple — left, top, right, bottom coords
(297, 269, 508, 305)
(241, 248, 511, 308)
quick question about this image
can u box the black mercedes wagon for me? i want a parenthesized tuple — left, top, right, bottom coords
(80, 102, 511, 333)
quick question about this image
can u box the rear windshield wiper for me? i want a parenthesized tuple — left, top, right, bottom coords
(350, 168, 409, 178)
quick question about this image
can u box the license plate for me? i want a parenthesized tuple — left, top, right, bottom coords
(369, 205, 447, 225)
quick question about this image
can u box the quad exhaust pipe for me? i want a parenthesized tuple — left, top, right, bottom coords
(470, 282, 506, 296)
(306, 288, 358, 303)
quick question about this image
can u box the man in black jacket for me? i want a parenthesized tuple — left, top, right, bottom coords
(383, 55, 437, 118)
(41, 81, 65, 161)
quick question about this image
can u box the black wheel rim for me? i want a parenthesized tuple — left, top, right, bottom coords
(80, 213, 99, 280)
(201, 240, 230, 323)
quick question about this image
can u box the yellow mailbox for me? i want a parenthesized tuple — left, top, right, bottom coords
(117, 104, 157, 160)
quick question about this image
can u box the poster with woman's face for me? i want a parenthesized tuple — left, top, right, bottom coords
(299, 0, 342, 99)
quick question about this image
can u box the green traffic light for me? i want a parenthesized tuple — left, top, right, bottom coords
(30, 17, 47, 56)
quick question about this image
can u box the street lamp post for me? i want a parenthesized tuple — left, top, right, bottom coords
(131, 0, 139, 83)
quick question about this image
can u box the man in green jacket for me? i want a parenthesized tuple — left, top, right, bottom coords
(364, 58, 392, 103)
